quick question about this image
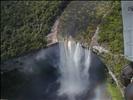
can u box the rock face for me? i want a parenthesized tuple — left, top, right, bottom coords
(46, 19, 60, 46)
(125, 83, 133, 100)
(120, 62, 133, 87)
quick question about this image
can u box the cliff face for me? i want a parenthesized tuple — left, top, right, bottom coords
(58, 1, 112, 38)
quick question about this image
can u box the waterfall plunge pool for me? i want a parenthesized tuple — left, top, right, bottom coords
(1, 42, 108, 100)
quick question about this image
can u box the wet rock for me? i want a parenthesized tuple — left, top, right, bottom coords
(120, 62, 133, 87)
(125, 83, 133, 100)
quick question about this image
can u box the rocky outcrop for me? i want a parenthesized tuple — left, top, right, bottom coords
(120, 63, 133, 87)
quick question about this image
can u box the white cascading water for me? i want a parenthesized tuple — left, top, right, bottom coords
(58, 39, 91, 100)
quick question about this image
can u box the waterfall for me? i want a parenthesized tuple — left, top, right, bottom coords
(58, 39, 91, 100)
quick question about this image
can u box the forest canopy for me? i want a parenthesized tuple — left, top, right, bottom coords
(1, 1, 68, 61)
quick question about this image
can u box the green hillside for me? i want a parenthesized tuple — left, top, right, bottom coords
(1, 1, 68, 61)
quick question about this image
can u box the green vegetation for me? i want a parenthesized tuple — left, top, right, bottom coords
(107, 83, 123, 100)
(97, 1, 129, 81)
(98, 1, 124, 54)
(1, 1, 68, 61)
(94, 2, 128, 99)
